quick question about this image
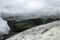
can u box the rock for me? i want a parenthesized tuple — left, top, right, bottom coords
(6, 20, 60, 40)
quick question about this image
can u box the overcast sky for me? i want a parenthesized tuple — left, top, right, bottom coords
(0, 0, 60, 18)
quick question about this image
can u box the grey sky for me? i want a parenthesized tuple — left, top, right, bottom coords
(0, 0, 60, 19)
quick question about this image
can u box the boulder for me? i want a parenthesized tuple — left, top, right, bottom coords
(6, 20, 60, 40)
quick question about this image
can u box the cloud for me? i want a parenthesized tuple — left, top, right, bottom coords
(0, 0, 60, 19)
(0, 17, 10, 35)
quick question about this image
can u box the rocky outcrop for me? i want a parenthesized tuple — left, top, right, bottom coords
(6, 20, 60, 40)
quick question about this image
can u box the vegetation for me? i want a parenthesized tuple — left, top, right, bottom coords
(7, 18, 59, 32)
(4, 17, 60, 39)
(15, 23, 35, 32)
(43, 18, 59, 23)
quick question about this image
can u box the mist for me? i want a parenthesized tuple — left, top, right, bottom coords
(0, 0, 60, 20)
(0, 17, 10, 35)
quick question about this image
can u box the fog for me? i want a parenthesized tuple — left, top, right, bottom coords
(0, 0, 60, 39)
(0, 0, 60, 19)
(0, 0, 60, 36)
(0, 17, 10, 35)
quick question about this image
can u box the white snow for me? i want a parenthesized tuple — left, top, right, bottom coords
(0, 17, 10, 35)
